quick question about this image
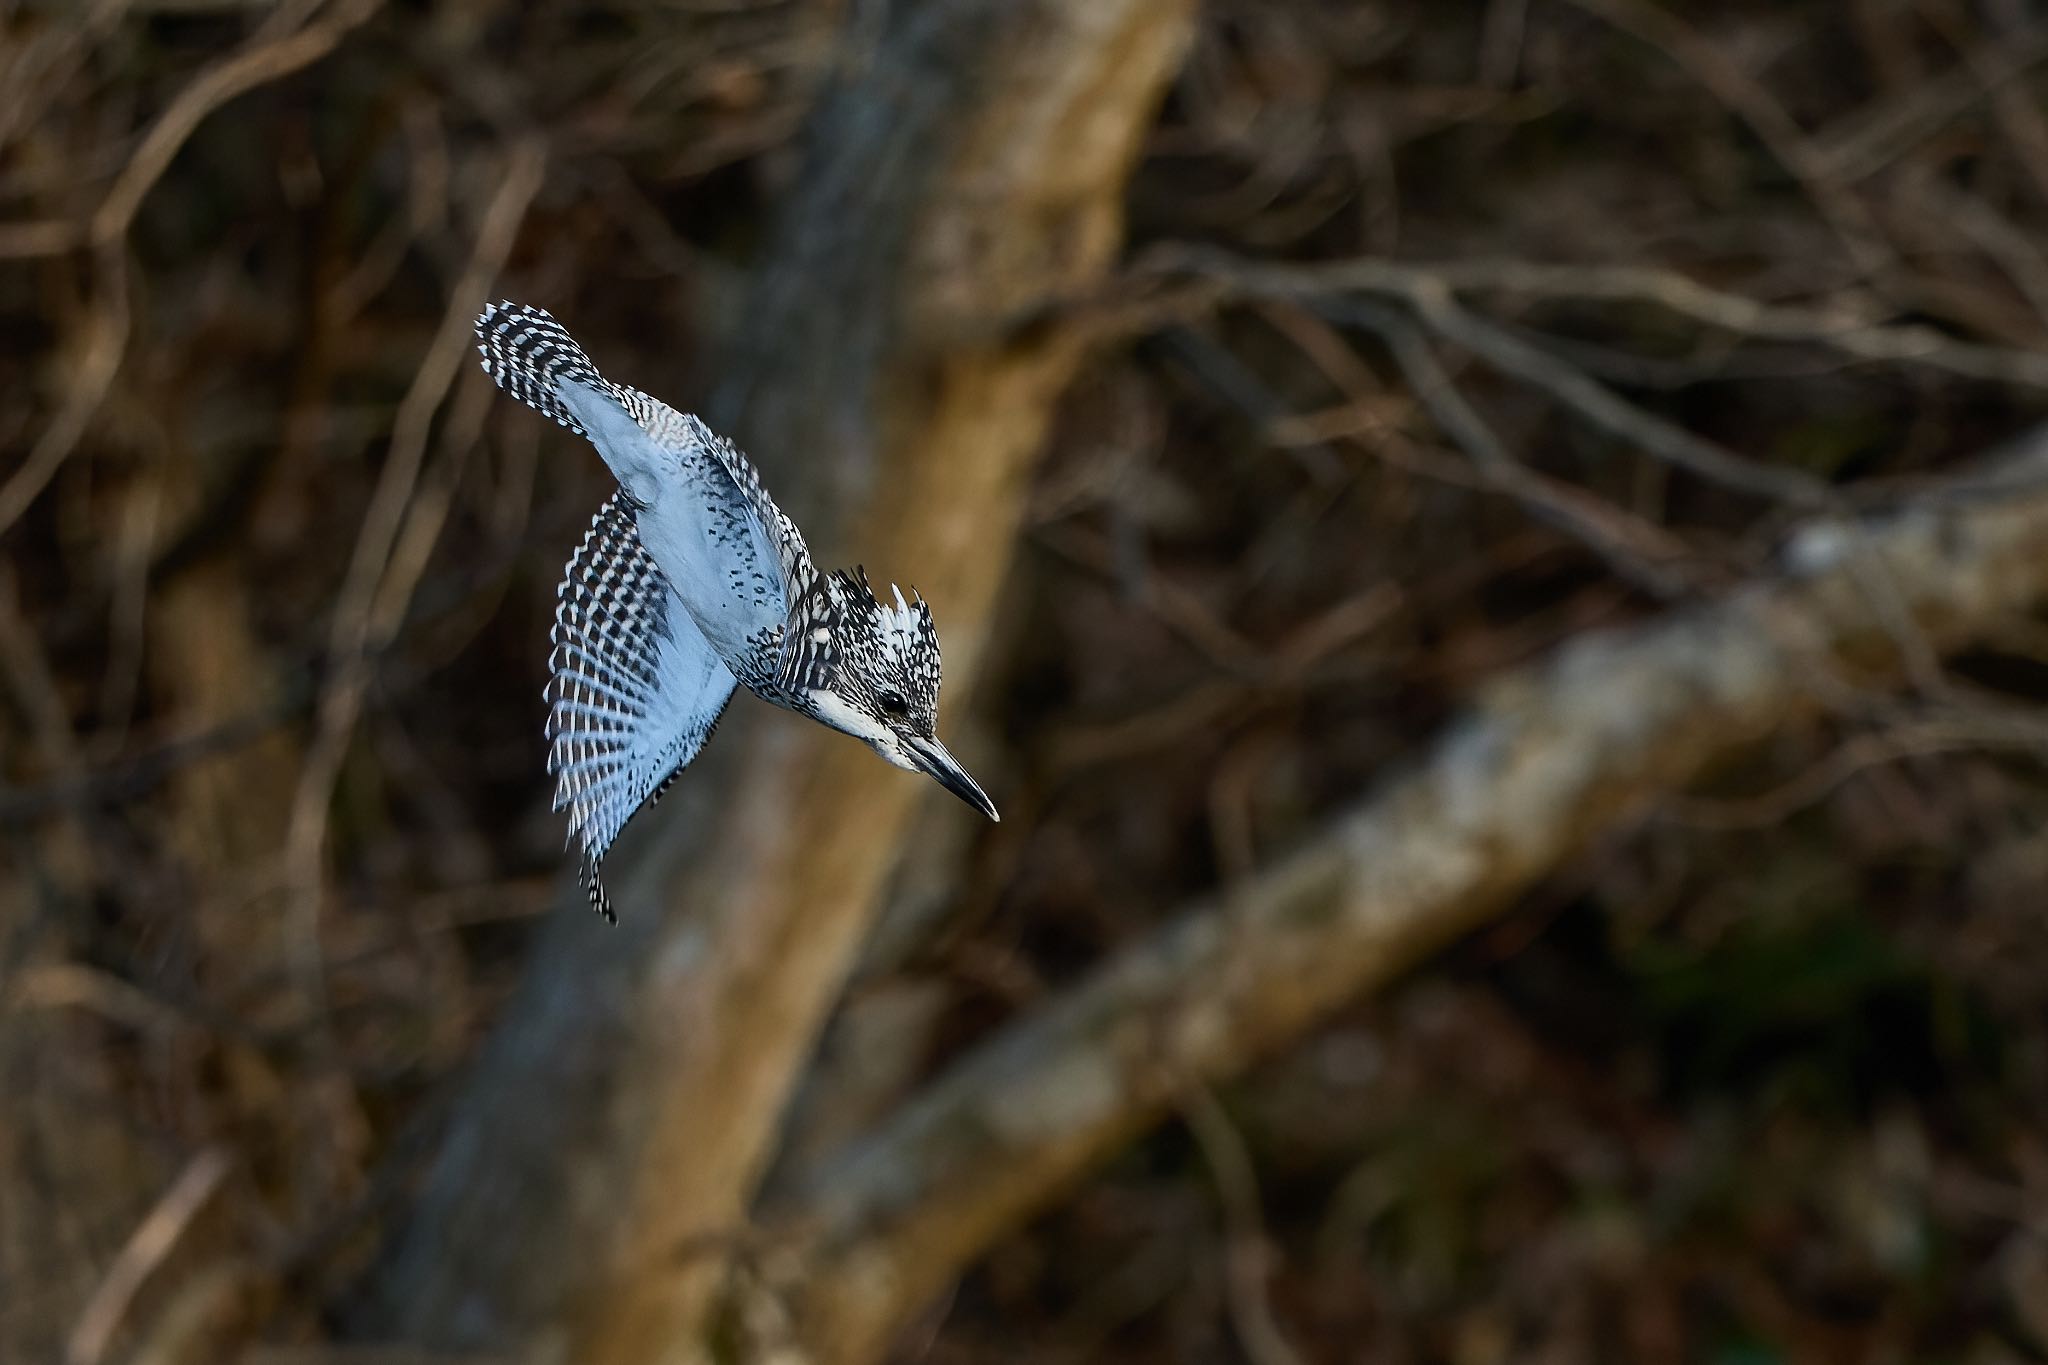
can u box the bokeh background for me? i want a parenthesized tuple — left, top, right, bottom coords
(8, 1, 2048, 1362)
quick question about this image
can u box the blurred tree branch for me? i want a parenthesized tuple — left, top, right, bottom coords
(0, 0, 386, 262)
(0, 0, 388, 541)
(1142, 247, 2048, 395)
(755, 421, 2048, 1363)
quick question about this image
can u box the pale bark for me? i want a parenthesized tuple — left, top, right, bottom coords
(355, 3, 1196, 1363)
(758, 431, 2048, 1362)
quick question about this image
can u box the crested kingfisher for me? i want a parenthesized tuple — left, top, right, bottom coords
(476, 302, 998, 921)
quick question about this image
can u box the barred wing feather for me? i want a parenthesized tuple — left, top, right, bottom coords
(549, 494, 737, 921)
(477, 300, 815, 600)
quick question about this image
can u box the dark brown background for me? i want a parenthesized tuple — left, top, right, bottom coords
(7, 2, 2048, 1362)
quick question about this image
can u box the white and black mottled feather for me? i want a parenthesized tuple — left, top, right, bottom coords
(478, 301, 813, 598)
(477, 302, 595, 436)
(547, 494, 736, 920)
(477, 301, 996, 922)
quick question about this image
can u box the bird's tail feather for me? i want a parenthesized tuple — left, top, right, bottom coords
(475, 301, 610, 439)
(579, 855, 618, 925)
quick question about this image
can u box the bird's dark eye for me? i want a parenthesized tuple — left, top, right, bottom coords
(878, 690, 909, 717)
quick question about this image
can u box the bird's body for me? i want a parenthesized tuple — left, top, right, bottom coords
(476, 302, 996, 921)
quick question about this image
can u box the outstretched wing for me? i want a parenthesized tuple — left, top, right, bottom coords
(692, 411, 813, 603)
(549, 494, 738, 922)
(477, 301, 815, 598)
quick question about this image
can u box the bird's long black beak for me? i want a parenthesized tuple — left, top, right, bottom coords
(908, 736, 999, 822)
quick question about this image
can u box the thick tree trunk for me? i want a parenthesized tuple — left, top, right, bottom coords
(354, 4, 1195, 1364)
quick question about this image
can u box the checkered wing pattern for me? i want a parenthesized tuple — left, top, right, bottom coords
(477, 300, 814, 597)
(693, 416, 813, 600)
(477, 301, 638, 440)
(549, 494, 737, 921)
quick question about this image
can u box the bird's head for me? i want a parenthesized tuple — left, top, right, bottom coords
(784, 568, 998, 822)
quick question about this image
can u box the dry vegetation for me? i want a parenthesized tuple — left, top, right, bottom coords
(7, 1, 2048, 1363)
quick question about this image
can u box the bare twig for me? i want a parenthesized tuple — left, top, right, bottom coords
(4, 963, 192, 1034)
(0, 0, 126, 153)
(1164, 250, 1820, 505)
(1812, 22, 2048, 183)
(1336, 297, 1699, 597)
(1557, 0, 1892, 274)
(1134, 246, 1972, 693)
(0, 0, 388, 544)
(240, 1351, 514, 1365)
(0, 0, 386, 260)
(0, 566, 85, 774)
(279, 136, 542, 1083)
(96, 462, 167, 748)
(0, 248, 128, 540)
(1127, 248, 2048, 393)
(65, 1148, 233, 1365)
(1247, 293, 1702, 595)
(1180, 1083, 1308, 1365)
(1671, 704, 2048, 830)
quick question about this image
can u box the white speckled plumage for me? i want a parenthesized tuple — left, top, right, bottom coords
(477, 302, 997, 920)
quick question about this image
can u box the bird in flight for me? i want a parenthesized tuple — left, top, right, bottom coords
(476, 302, 998, 922)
